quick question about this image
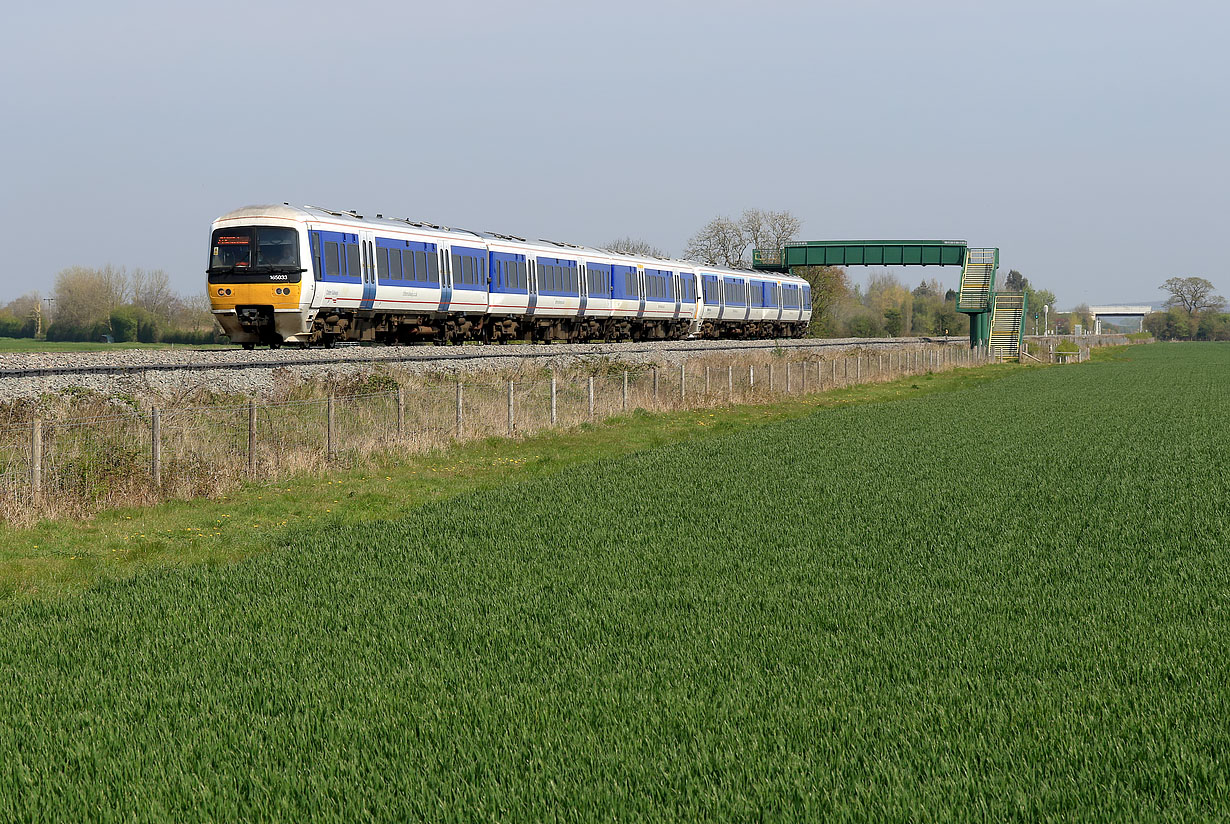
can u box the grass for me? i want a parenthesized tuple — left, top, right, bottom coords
(0, 337, 228, 352)
(4, 342, 1226, 820)
(0, 344, 975, 524)
(0, 361, 1012, 598)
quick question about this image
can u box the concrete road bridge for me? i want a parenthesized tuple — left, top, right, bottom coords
(1088, 305, 1154, 333)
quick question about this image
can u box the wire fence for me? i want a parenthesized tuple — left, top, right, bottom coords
(0, 344, 990, 523)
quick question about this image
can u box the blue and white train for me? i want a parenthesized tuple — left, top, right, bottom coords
(207, 204, 812, 348)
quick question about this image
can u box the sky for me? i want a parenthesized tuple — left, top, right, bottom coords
(2, 0, 1226, 310)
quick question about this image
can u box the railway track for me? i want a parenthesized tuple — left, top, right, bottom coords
(0, 337, 963, 381)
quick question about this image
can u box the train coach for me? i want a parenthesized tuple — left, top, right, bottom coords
(207, 204, 812, 348)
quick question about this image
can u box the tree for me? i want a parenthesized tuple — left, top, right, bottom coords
(740, 209, 800, 257)
(52, 265, 131, 335)
(793, 265, 848, 336)
(866, 272, 913, 337)
(1071, 303, 1093, 332)
(684, 215, 747, 267)
(1161, 276, 1225, 316)
(604, 237, 667, 258)
(1004, 269, 1026, 292)
(684, 208, 800, 268)
(1, 292, 43, 338)
(132, 268, 176, 325)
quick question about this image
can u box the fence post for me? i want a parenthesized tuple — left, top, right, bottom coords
(856, 356, 861, 383)
(785, 362, 792, 393)
(250, 399, 259, 474)
(30, 418, 42, 500)
(653, 367, 659, 401)
(455, 381, 463, 436)
(801, 361, 807, 393)
(550, 372, 558, 426)
(325, 396, 335, 462)
(832, 359, 837, 385)
(749, 364, 755, 392)
(705, 365, 711, 395)
(507, 380, 515, 435)
(767, 363, 774, 392)
(397, 386, 405, 441)
(727, 364, 733, 401)
(680, 363, 686, 400)
(588, 375, 595, 420)
(622, 370, 629, 411)
(151, 407, 161, 487)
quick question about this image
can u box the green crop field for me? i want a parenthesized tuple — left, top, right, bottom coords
(1, 343, 1227, 821)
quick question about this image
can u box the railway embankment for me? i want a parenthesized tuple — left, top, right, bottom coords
(0, 336, 970, 403)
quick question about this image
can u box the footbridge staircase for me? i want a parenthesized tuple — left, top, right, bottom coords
(989, 292, 1027, 361)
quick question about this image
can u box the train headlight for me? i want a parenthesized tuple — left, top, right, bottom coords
(225, 288, 232, 296)
(217, 288, 225, 296)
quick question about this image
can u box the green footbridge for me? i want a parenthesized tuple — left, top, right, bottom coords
(753, 240, 1025, 360)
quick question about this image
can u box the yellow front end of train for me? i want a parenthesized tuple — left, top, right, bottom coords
(207, 215, 312, 348)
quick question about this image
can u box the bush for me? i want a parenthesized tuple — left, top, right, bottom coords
(0, 311, 34, 338)
(110, 307, 139, 342)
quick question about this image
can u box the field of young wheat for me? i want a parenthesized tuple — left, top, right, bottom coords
(0, 343, 1226, 821)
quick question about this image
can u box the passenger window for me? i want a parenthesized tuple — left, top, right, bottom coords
(426, 251, 439, 284)
(345, 244, 360, 279)
(324, 242, 341, 277)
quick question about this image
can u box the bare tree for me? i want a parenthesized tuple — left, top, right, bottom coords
(684, 209, 800, 268)
(1161, 276, 1225, 315)
(744, 209, 800, 255)
(684, 215, 747, 267)
(132, 268, 176, 323)
(3, 292, 44, 320)
(604, 237, 667, 258)
(53, 265, 131, 331)
(176, 292, 217, 334)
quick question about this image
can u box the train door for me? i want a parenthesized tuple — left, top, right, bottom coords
(637, 264, 646, 319)
(527, 259, 538, 316)
(579, 262, 588, 316)
(359, 230, 377, 312)
(438, 246, 453, 313)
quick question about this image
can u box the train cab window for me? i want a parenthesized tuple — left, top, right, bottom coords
(345, 244, 360, 278)
(254, 227, 299, 268)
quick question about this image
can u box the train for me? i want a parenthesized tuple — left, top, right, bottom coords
(207, 204, 812, 348)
